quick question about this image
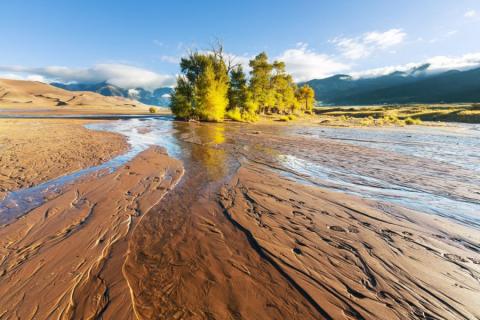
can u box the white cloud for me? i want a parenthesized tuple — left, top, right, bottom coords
(446, 30, 458, 37)
(225, 53, 252, 71)
(128, 88, 140, 98)
(332, 28, 406, 60)
(160, 55, 180, 64)
(465, 9, 476, 17)
(0, 64, 175, 89)
(275, 43, 350, 82)
(351, 52, 480, 78)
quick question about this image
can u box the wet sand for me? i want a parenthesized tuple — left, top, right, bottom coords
(0, 147, 183, 319)
(220, 165, 480, 319)
(0, 119, 128, 200)
(0, 119, 479, 319)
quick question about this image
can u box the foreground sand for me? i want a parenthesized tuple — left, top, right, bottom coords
(0, 119, 128, 200)
(0, 119, 479, 319)
(0, 147, 183, 319)
(220, 165, 480, 319)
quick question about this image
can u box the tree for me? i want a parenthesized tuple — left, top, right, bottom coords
(170, 76, 194, 120)
(249, 52, 274, 113)
(270, 61, 299, 114)
(228, 65, 248, 112)
(171, 46, 309, 121)
(170, 49, 229, 122)
(195, 60, 229, 122)
(296, 84, 315, 113)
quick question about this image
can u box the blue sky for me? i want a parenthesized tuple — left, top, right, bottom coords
(1, 0, 480, 88)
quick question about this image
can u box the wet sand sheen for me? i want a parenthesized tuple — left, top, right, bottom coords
(1, 119, 479, 319)
(0, 147, 183, 319)
(0, 119, 128, 201)
(122, 126, 321, 319)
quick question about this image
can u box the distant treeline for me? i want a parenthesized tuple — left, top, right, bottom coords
(170, 45, 315, 122)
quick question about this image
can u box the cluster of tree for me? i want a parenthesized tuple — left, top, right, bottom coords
(170, 46, 315, 122)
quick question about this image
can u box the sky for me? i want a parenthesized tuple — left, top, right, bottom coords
(1, 0, 480, 89)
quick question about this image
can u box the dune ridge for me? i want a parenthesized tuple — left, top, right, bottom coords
(0, 79, 152, 114)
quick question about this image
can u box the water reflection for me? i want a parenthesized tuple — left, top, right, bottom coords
(172, 122, 229, 181)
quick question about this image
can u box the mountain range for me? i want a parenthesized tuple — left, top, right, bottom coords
(303, 65, 480, 105)
(50, 64, 480, 107)
(51, 82, 172, 107)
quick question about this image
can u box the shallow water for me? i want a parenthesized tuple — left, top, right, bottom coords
(1, 119, 479, 229)
(292, 124, 480, 172)
(278, 124, 480, 227)
(0, 118, 178, 223)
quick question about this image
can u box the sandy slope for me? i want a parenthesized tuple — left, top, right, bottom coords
(0, 119, 128, 200)
(0, 79, 156, 114)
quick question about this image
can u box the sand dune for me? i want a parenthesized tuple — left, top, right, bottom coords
(0, 79, 153, 114)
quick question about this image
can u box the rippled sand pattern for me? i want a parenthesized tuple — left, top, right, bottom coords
(0, 147, 183, 319)
(1, 119, 479, 319)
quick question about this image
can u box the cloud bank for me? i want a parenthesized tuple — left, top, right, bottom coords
(275, 43, 350, 82)
(352, 52, 480, 78)
(332, 29, 406, 60)
(0, 64, 175, 90)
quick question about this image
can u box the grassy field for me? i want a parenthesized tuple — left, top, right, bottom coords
(313, 103, 480, 126)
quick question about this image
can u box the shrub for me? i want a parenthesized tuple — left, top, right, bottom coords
(278, 115, 290, 122)
(288, 114, 297, 120)
(471, 103, 480, 110)
(405, 117, 422, 125)
(225, 108, 243, 122)
(360, 116, 375, 126)
(242, 111, 259, 122)
(149, 107, 158, 114)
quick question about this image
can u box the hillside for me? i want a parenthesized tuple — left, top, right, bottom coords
(305, 66, 480, 105)
(0, 79, 153, 114)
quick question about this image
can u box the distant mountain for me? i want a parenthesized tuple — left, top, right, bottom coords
(304, 65, 480, 105)
(51, 81, 173, 107)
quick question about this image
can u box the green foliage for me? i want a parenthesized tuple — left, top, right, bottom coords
(405, 117, 422, 125)
(228, 65, 248, 111)
(149, 107, 158, 113)
(195, 60, 229, 122)
(170, 76, 194, 120)
(271, 61, 298, 114)
(171, 49, 229, 122)
(249, 52, 275, 113)
(171, 46, 308, 122)
(225, 108, 243, 122)
(296, 85, 315, 113)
